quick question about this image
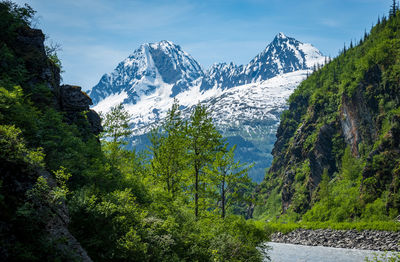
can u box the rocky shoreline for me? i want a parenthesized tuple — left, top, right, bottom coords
(271, 229, 400, 251)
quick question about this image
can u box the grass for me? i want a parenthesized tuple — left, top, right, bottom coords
(265, 221, 400, 235)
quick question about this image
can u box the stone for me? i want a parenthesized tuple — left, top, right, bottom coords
(86, 109, 103, 136)
(60, 85, 92, 112)
(270, 229, 400, 251)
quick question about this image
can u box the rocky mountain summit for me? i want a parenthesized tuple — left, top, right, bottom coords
(200, 33, 324, 91)
(90, 40, 203, 105)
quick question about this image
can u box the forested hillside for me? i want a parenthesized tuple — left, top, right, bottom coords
(255, 7, 400, 223)
(0, 2, 266, 261)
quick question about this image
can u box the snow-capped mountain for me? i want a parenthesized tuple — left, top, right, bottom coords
(199, 32, 325, 91)
(90, 40, 203, 105)
(91, 33, 326, 182)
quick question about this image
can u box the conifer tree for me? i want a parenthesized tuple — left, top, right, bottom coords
(390, 0, 397, 17)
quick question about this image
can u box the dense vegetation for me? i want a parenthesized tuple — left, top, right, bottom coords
(0, 2, 266, 261)
(255, 5, 400, 224)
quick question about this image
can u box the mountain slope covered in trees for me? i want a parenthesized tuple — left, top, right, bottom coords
(255, 8, 400, 223)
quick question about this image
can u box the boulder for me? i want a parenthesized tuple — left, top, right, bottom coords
(60, 85, 92, 112)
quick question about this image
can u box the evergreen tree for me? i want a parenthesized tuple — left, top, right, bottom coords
(390, 0, 397, 17)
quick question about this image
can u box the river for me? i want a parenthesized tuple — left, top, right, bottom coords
(263, 242, 392, 262)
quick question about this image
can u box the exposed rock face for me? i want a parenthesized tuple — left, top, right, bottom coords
(261, 45, 400, 215)
(12, 27, 102, 137)
(86, 109, 103, 135)
(14, 27, 60, 92)
(340, 89, 377, 156)
(38, 170, 93, 262)
(271, 229, 400, 251)
(60, 85, 93, 111)
(1, 23, 100, 260)
(307, 123, 337, 189)
(58, 85, 103, 136)
(0, 159, 93, 261)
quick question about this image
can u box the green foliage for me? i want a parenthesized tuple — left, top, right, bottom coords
(45, 41, 63, 71)
(266, 221, 400, 235)
(186, 103, 224, 217)
(257, 7, 400, 224)
(0, 123, 44, 168)
(365, 251, 400, 262)
(207, 144, 252, 218)
(102, 103, 132, 143)
(0, 3, 264, 261)
(66, 100, 265, 261)
(149, 100, 188, 196)
(0, 1, 35, 87)
(302, 148, 365, 222)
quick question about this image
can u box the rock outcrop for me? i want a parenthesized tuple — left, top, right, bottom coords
(59, 84, 103, 135)
(271, 229, 400, 251)
(38, 170, 93, 262)
(14, 26, 60, 93)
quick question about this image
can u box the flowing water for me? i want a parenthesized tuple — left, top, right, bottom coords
(263, 242, 391, 262)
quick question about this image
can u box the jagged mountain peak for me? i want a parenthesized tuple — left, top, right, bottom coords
(274, 32, 288, 40)
(246, 33, 325, 78)
(90, 40, 203, 104)
(148, 40, 179, 49)
(200, 33, 326, 91)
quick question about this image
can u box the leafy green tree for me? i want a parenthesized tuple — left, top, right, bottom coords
(149, 100, 188, 196)
(186, 103, 223, 217)
(101, 103, 132, 166)
(207, 144, 252, 218)
(102, 103, 132, 144)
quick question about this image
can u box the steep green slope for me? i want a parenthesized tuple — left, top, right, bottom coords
(255, 11, 400, 222)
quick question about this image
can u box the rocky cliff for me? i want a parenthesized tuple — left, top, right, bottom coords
(255, 14, 400, 221)
(0, 2, 99, 261)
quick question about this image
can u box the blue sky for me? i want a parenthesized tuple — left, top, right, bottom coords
(14, 0, 389, 91)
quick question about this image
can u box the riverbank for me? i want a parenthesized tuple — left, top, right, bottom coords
(264, 242, 392, 262)
(271, 229, 400, 251)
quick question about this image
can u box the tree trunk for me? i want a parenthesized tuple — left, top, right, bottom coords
(221, 175, 225, 219)
(195, 165, 199, 218)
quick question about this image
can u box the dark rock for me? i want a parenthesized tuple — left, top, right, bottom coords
(308, 123, 337, 188)
(86, 109, 103, 136)
(60, 85, 92, 111)
(38, 170, 93, 262)
(340, 89, 376, 157)
(15, 27, 60, 91)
